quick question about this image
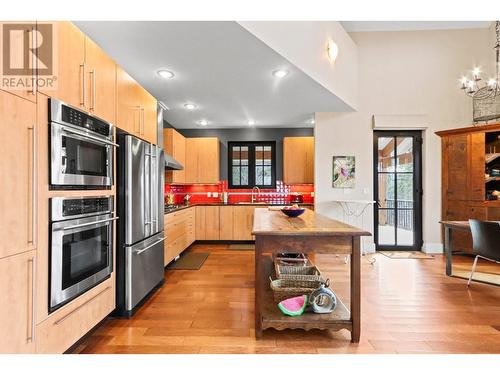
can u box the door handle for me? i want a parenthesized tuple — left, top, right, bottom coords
(30, 26, 36, 95)
(28, 124, 36, 246)
(134, 237, 165, 255)
(63, 216, 118, 230)
(61, 126, 119, 147)
(89, 69, 96, 111)
(79, 63, 86, 107)
(27, 256, 36, 343)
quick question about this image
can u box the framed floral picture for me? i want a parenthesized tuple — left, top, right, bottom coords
(332, 156, 355, 188)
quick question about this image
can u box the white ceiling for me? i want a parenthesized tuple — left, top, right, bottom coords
(340, 21, 491, 32)
(75, 21, 351, 129)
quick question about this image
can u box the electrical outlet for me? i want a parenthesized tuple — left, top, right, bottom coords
(213, 192, 219, 198)
(207, 192, 212, 198)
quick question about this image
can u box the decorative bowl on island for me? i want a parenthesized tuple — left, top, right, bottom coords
(281, 204, 305, 217)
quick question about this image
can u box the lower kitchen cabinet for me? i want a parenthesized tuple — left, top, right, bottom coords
(233, 206, 255, 240)
(0, 250, 36, 353)
(195, 206, 220, 240)
(35, 280, 115, 354)
(164, 207, 195, 265)
(219, 206, 234, 240)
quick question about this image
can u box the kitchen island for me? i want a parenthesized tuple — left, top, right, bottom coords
(252, 208, 370, 342)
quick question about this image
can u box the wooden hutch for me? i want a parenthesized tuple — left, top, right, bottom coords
(436, 123, 500, 251)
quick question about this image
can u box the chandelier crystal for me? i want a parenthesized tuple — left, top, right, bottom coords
(460, 21, 500, 100)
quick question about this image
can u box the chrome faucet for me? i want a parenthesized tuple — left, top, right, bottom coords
(251, 186, 261, 203)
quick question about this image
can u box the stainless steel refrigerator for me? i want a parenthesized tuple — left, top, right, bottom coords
(115, 131, 165, 317)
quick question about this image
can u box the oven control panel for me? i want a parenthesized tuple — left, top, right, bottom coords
(60, 104, 111, 137)
(51, 196, 113, 221)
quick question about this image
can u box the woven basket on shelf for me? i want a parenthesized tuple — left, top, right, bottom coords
(273, 253, 311, 266)
(275, 264, 323, 282)
(269, 278, 322, 303)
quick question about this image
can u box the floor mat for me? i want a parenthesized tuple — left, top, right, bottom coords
(379, 251, 434, 259)
(452, 270, 500, 286)
(166, 252, 209, 270)
(228, 244, 255, 250)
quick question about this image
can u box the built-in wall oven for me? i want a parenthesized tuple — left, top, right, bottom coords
(49, 196, 117, 312)
(49, 98, 116, 189)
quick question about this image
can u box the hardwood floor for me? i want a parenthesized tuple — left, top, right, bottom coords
(72, 244, 500, 354)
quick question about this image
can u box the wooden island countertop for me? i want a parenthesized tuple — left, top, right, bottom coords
(252, 208, 371, 342)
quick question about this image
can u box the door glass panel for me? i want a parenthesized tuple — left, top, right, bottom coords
(378, 137, 395, 172)
(378, 210, 395, 245)
(255, 166, 263, 185)
(240, 146, 249, 165)
(232, 166, 241, 185)
(62, 225, 109, 290)
(396, 174, 413, 208)
(396, 137, 413, 172)
(378, 173, 395, 208)
(397, 215, 414, 245)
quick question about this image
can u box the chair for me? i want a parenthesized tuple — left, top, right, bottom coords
(468, 219, 500, 287)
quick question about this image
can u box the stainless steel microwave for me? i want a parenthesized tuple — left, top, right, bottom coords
(49, 98, 117, 189)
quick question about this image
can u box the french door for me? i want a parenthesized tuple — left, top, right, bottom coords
(373, 131, 423, 251)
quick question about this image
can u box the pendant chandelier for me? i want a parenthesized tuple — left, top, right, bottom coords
(460, 21, 500, 100)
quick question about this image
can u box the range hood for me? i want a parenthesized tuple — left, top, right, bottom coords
(158, 102, 184, 171)
(164, 153, 183, 170)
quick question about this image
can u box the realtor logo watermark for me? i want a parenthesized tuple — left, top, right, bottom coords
(0, 22, 58, 90)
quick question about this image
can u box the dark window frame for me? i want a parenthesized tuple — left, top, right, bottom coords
(228, 141, 276, 189)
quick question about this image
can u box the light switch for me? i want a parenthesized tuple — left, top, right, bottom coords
(207, 192, 212, 197)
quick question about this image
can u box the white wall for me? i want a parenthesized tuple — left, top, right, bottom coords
(238, 21, 358, 111)
(315, 27, 493, 253)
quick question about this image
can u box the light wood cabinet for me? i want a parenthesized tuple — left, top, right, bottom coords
(219, 206, 234, 240)
(185, 137, 220, 183)
(233, 206, 255, 240)
(164, 208, 195, 266)
(38, 22, 86, 110)
(195, 206, 220, 240)
(164, 128, 186, 183)
(84, 36, 116, 123)
(0, 90, 37, 259)
(116, 66, 157, 144)
(283, 136, 314, 184)
(36, 280, 114, 353)
(0, 250, 36, 353)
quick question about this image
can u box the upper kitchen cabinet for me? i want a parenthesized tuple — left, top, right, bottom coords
(283, 136, 314, 184)
(0, 90, 37, 259)
(38, 22, 85, 110)
(185, 138, 220, 183)
(164, 128, 186, 183)
(116, 65, 157, 144)
(84, 36, 116, 123)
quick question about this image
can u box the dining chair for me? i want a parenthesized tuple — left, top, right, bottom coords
(468, 219, 500, 287)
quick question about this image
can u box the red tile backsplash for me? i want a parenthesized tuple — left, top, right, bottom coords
(165, 180, 314, 205)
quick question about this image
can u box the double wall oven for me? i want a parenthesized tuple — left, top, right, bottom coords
(49, 196, 117, 312)
(50, 98, 116, 189)
(48, 99, 118, 312)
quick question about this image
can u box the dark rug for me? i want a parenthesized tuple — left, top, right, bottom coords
(166, 252, 209, 270)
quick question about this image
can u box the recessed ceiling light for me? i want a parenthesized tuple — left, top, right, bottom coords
(327, 40, 339, 63)
(199, 120, 208, 126)
(273, 69, 289, 78)
(310, 118, 315, 125)
(184, 103, 197, 110)
(248, 120, 255, 126)
(157, 70, 175, 79)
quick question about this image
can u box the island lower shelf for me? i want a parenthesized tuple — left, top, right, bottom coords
(259, 256, 352, 332)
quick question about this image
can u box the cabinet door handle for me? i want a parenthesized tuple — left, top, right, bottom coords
(79, 63, 86, 107)
(141, 107, 145, 135)
(54, 286, 111, 325)
(28, 125, 36, 246)
(89, 69, 96, 111)
(30, 26, 36, 95)
(27, 256, 36, 343)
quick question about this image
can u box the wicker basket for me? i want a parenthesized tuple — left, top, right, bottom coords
(275, 263, 323, 282)
(273, 253, 311, 266)
(269, 278, 322, 303)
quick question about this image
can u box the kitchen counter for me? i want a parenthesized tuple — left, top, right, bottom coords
(164, 202, 314, 215)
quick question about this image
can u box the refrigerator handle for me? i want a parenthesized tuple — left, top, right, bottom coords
(144, 149, 152, 234)
(151, 146, 157, 232)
